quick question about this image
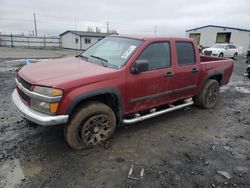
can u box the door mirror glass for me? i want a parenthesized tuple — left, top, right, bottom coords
(225, 46, 229, 50)
(131, 60, 149, 74)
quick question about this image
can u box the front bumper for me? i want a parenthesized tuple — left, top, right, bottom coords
(12, 89, 69, 126)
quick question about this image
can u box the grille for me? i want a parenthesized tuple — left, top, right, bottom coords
(204, 50, 212, 56)
(17, 88, 29, 102)
(17, 75, 32, 90)
(16, 75, 32, 103)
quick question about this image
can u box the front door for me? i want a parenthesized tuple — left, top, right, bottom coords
(126, 41, 174, 114)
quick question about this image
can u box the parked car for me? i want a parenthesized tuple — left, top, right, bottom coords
(12, 36, 234, 149)
(244, 50, 250, 78)
(202, 43, 239, 59)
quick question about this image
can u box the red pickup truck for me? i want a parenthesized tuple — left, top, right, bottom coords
(12, 36, 233, 149)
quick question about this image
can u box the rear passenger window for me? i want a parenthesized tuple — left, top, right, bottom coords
(176, 42, 196, 65)
(137, 42, 171, 71)
(229, 45, 236, 49)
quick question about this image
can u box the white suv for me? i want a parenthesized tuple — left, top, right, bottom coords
(202, 43, 239, 59)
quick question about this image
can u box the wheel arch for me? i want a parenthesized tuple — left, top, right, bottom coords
(66, 88, 123, 125)
(207, 74, 223, 85)
(197, 72, 224, 94)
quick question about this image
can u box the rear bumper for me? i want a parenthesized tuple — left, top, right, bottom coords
(12, 89, 69, 126)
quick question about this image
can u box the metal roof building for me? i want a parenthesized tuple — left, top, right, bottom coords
(186, 25, 250, 53)
(59, 30, 116, 50)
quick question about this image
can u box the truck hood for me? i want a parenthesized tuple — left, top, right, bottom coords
(18, 57, 117, 87)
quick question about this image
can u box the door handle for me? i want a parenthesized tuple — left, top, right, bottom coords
(191, 68, 199, 73)
(164, 72, 173, 78)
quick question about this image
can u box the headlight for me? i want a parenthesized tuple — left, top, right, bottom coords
(33, 86, 63, 96)
(31, 86, 63, 114)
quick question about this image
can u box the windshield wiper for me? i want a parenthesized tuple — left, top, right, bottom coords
(80, 55, 89, 61)
(89, 55, 118, 69)
(90, 55, 109, 67)
(75, 54, 89, 61)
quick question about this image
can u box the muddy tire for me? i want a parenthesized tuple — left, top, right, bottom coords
(25, 119, 37, 127)
(64, 101, 116, 150)
(194, 79, 220, 109)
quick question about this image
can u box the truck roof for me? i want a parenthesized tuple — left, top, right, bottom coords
(109, 34, 194, 42)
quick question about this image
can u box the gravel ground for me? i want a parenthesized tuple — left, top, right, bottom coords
(0, 48, 249, 188)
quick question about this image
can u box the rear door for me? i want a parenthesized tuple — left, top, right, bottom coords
(228, 44, 237, 57)
(126, 41, 174, 114)
(224, 45, 231, 57)
(172, 41, 200, 99)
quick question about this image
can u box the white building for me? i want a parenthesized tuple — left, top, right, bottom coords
(60, 30, 114, 50)
(186, 25, 250, 53)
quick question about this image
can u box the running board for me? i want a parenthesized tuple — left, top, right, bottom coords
(122, 99, 193, 124)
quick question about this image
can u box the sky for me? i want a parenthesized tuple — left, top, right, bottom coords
(0, 0, 250, 37)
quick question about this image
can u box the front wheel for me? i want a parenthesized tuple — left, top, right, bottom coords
(194, 79, 220, 109)
(25, 119, 38, 127)
(64, 101, 116, 150)
(233, 53, 238, 60)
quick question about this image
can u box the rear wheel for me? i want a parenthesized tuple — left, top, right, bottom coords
(64, 101, 116, 150)
(233, 53, 238, 60)
(219, 53, 223, 58)
(194, 79, 220, 109)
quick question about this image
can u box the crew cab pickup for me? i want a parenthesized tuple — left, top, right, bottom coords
(12, 36, 233, 149)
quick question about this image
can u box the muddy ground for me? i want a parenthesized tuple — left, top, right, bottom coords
(0, 47, 249, 188)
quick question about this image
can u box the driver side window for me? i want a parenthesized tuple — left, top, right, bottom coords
(137, 42, 171, 71)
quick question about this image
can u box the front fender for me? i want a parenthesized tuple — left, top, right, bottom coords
(62, 88, 123, 115)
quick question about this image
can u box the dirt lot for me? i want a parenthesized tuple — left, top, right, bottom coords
(0, 47, 249, 188)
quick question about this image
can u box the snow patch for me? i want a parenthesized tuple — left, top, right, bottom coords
(220, 79, 250, 94)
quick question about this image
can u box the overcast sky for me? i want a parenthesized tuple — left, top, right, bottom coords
(0, 0, 249, 37)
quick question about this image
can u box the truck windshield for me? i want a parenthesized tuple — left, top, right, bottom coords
(80, 37, 143, 68)
(212, 44, 226, 48)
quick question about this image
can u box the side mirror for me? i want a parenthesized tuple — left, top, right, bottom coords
(225, 46, 229, 50)
(131, 60, 149, 74)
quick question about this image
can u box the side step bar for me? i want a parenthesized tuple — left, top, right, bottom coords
(122, 99, 193, 124)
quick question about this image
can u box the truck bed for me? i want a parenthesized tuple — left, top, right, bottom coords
(200, 55, 226, 63)
(200, 55, 234, 86)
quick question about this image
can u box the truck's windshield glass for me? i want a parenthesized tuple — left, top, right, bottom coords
(80, 37, 143, 68)
(212, 44, 226, 48)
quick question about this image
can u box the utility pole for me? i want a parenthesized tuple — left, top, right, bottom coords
(154, 25, 157, 36)
(106, 21, 109, 33)
(33, 13, 37, 36)
(74, 16, 78, 54)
